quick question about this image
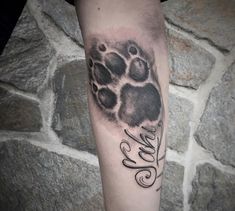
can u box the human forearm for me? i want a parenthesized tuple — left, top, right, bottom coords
(75, 1, 169, 210)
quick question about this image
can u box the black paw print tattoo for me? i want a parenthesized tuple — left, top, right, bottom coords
(87, 40, 163, 127)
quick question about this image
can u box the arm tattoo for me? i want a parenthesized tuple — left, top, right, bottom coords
(87, 38, 166, 191)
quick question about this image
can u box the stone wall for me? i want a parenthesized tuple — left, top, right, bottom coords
(0, 0, 234, 210)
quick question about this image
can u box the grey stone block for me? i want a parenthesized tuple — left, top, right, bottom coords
(189, 163, 235, 211)
(79, 193, 104, 211)
(194, 63, 235, 167)
(0, 140, 103, 211)
(0, 87, 42, 132)
(41, 0, 83, 46)
(167, 93, 193, 153)
(52, 60, 96, 154)
(0, 8, 55, 94)
(167, 29, 215, 89)
(160, 161, 184, 211)
(163, 0, 235, 52)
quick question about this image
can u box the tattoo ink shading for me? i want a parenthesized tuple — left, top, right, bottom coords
(87, 38, 165, 190)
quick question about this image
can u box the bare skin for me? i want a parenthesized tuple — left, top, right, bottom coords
(75, 1, 169, 210)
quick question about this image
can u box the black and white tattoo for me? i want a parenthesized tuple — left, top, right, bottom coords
(88, 38, 165, 190)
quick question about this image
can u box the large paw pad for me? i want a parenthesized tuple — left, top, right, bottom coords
(119, 83, 161, 127)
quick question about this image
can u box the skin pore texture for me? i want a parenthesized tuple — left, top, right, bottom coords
(75, 1, 169, 211)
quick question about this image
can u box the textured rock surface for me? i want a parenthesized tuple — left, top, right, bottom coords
(52, 60, 96, 154)
(189, 163, 235, 211)
(163, 0, 235, 52)
(0, 140, 103, 211)
(41, 0, 83, 46)
(0, 8, 54, 94)
(167, 29, 215, 89)
(160, 161, 184, 211)
(167, 93, 193, 153)
(79, 193, 104, 211)
(195, 63, 235, 167)
(0, 87, 42, 132)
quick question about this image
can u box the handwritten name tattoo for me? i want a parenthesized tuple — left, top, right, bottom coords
(87, 38, 165, 190)
(120, 121, 165, 191)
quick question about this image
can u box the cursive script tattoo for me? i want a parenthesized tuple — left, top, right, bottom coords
(120, 121, 165, 190)
(88, 38, 165, 190)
